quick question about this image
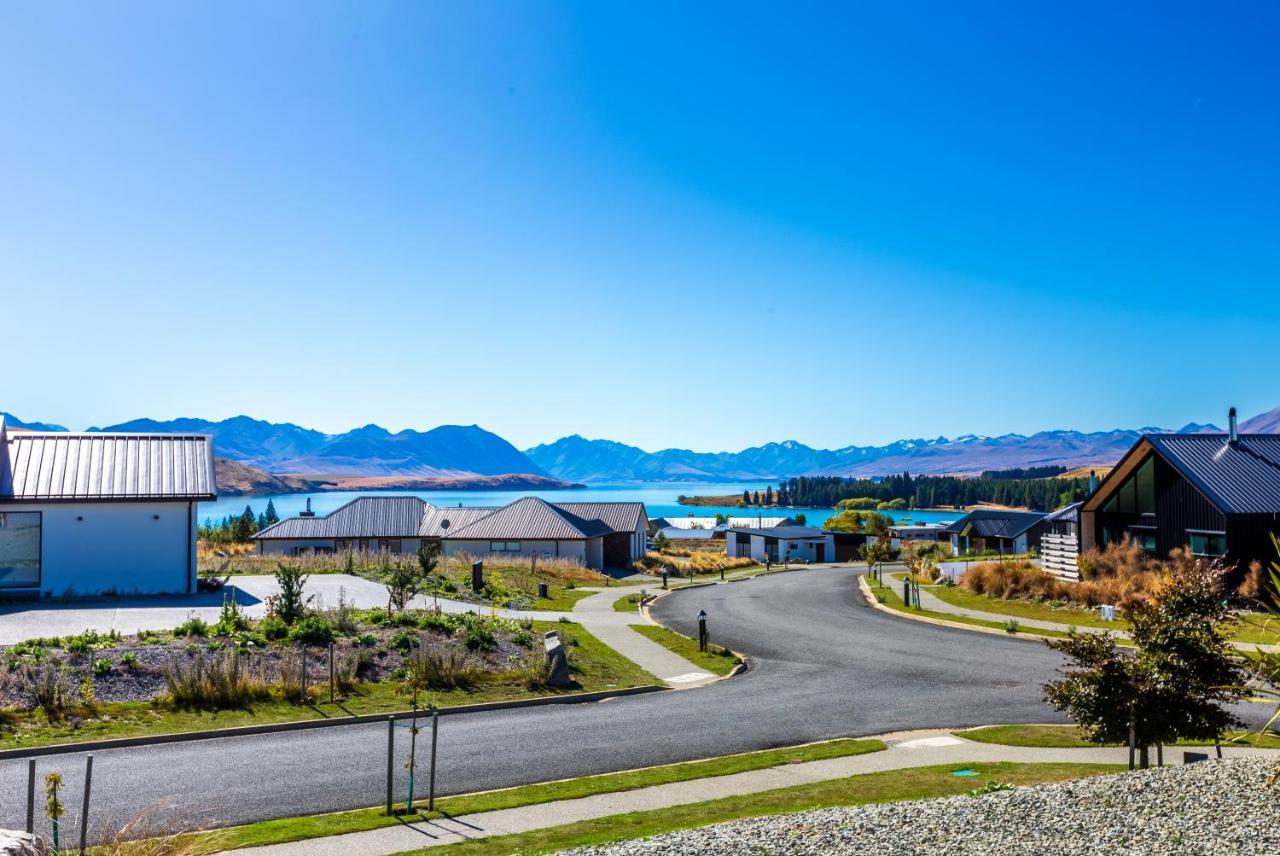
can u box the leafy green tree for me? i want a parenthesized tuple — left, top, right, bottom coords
(416, 541, 440, 579)
(652, 530, 669, 553)
(1045, 554, 1246, 767)
(273, 562, 313, 624)
(383, 559, 422, 613)
(713, 513, 728, 526)
(793, 513, 807, 526)
(823, 510, 892, 537)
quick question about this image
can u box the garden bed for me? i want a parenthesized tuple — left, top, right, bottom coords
(0, 603, 653, 749)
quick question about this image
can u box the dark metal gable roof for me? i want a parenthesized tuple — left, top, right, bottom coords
(941, 509, 1048, 538)
(1144, 433, 1280, 515)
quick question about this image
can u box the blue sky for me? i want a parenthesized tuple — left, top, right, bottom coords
(3, 2, 1277, 451)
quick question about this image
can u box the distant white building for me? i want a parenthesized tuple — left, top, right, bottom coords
(725, 526, 835, 564)
(888, 523, 949, 550)
(0, 418, 216, 597)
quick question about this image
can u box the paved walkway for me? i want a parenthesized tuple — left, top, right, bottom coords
(230, 728, 1280, 856)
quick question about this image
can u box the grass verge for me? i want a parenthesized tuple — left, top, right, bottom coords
(865, 579, 1072, 641)
(630, 624, 741, 676)
(204, 738, 886, 851)
(404, 762, 1123, 856)
(957, 723, 1280, 749)
(0, 622, 653, 751)
(614, 592, 645, 613)
(531, 588, 597, 611)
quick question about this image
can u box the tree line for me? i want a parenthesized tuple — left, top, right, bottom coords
(199, 500, 280, 544)
(779, 472, 1090, 512)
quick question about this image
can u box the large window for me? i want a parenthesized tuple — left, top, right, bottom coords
(1109, 456, 1157, 515)
(1188, 530, 1227, 557)
(0, 512, 41, 589)
(490, 541, 521, 553)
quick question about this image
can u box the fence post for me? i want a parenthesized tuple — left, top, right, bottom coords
(385, 716, 395, 815)
(26, 759, 35, 834)
(428, 708, 439, 811)
(78, 754, 93, 854)
(300, 645, 307, 702)
(328, 642, 335, 704)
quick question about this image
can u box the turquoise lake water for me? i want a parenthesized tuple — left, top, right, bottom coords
(198, 482, 961, 528)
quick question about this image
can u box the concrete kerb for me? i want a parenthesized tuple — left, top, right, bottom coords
(857, 574, 1050, 645)
(641, 585, 750, 680)
(0, 684, 666, 761)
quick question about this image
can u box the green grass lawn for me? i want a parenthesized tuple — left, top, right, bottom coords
(921, 582, 1280, 646)
(530, 587, 597, 611)
(0, 622, 654, 751)
(630, 623, 741, 676)
(405, 762, 1122, 856)
(957, 723, 1280, 749)
(201, 738, 886, 851)
(614, 592, 646, 613)
(866, 579, 1073, 641)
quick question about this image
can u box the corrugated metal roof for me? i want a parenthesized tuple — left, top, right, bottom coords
(418, 506, 498, 538)
(255, 496, 428, 539)
(554, 502, 648, 532)
(1146, 433, 1280, 515)
(941, 509, 1048, 537)
(1044, 501, 1081, 523)
(661, 516, 793, 529)
(0, 424, 216, 501)
(446, 496, 612, 540)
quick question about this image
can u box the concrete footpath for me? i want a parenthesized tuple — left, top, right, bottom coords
(229, 729, 1280, 856)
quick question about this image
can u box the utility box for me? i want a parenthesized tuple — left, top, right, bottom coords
(544, 630, 572, 687)
(471, 561, 484, 593)
(537, 582, 549, 599)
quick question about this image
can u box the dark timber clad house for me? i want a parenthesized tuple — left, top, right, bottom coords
(941, 508, 1050, 556)
(1080, 409, 1280, 579)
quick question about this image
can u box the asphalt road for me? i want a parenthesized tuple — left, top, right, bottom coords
(0, 568, 1105, 839)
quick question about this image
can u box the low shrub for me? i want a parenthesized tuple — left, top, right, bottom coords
(23, 664, 68, 722)
(172, 617, 210, 638)
(163, 649, 271, 709)
(404, 644, 481, 691)
(257, 616, 289, 641)
(287, 614, 337, 647)
(92, 658, 113, 676)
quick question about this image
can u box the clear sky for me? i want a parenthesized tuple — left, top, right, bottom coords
(3, 2, 1277, 451)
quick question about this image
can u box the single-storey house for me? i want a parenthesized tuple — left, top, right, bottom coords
(653, 515, 797, 542)
(942, 509, 1050, 556)
(726, 526, 835, 564)
(888, 523, 950, 550)
(1080, 413, 1280, 579)
(256, 495, 648, 571)
(0, 418, 215, 597)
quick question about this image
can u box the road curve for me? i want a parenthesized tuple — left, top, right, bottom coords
(0, 567, 1072, 838)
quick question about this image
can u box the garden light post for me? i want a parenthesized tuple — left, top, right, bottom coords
(697, 609, 708, 652)
(719, 564, 724, 581)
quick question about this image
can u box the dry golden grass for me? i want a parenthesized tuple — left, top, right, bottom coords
(959, 541, 1167, 610)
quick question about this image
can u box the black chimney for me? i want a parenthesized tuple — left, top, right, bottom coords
(1229, 407, 1239, 446)
(300, 497, 315, 518)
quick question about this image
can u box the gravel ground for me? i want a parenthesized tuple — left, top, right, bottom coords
(565, 757, 1280, 855)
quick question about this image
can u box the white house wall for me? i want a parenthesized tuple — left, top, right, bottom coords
(4, 501, 195, 597)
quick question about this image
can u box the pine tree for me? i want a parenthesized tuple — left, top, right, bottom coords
(231, 505, 258, 542)
(751, 491, 760, 505)
(264, 499, 280, 526)
(742, 490, 751, 505)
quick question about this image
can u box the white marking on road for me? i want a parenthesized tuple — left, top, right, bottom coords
(666, 672, 714, 683)
(896, 736, 966, 748)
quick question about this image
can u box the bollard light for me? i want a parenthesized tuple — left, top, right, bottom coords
(697, 609, 708, 652)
